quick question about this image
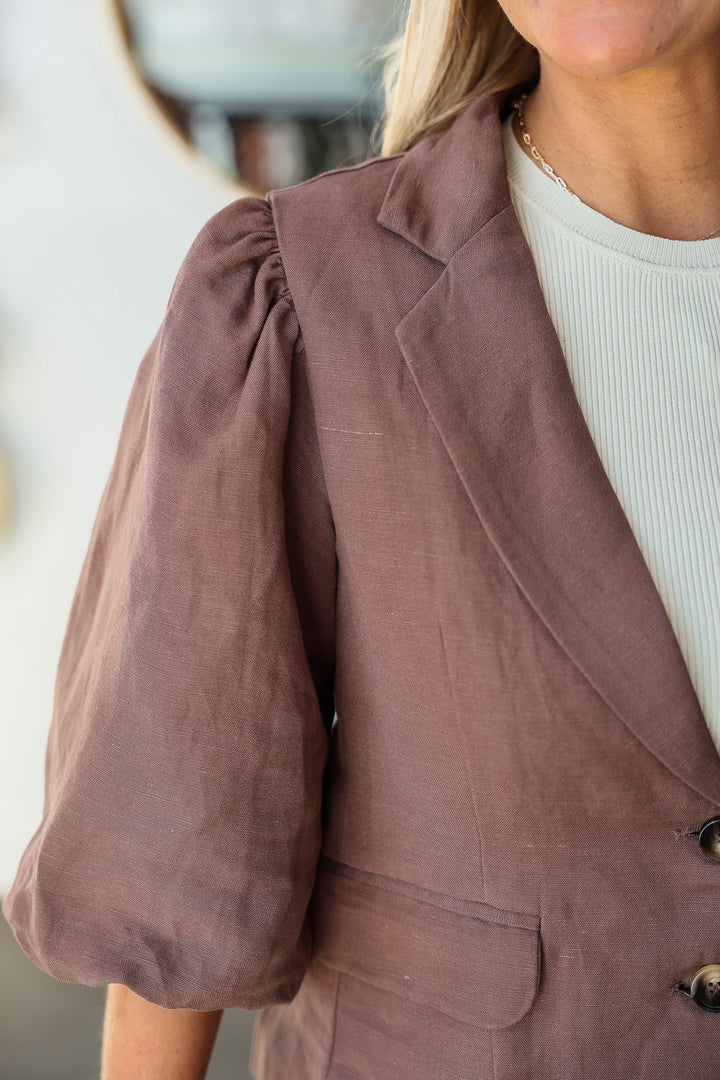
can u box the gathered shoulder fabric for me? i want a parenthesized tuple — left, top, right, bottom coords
(2, 196, 338, 1011)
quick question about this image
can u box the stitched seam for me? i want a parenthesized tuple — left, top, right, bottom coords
(275, 286, 338, 734)
(271, 257, 337, 554)
(273, 286, 337, 553)
(270, 249, 340, 698)
(267, 152, 406, 198)
(318, 854, 540, 931)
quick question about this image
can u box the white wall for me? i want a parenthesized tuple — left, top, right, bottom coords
(0, 0, 248, 890)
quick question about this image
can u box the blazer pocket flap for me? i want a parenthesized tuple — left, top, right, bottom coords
(309, 855, 541, 1030)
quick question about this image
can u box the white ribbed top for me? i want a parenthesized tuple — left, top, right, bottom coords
(501, 110, 720, 752)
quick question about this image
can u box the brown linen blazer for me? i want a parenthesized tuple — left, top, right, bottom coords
(5, 77, 720, 1079)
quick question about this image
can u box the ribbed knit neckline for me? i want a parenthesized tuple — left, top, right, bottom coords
(501, 111, 720, 271)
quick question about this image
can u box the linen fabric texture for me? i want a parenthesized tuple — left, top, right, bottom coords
(4, 202, 337, 1009)
(6, 76, 720, 1080)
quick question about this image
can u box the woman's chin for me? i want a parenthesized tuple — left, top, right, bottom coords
(520, 7, 683, 80)
(538, 35, 673, 80)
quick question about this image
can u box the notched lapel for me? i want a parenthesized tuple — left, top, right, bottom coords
(384, 89, 720, 808)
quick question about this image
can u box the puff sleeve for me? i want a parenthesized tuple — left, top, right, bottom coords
(2, 197, 337, 1010)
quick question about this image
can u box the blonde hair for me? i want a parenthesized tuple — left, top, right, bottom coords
(369, 0, 539, 157)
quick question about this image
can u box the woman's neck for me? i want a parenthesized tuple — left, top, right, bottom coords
(519, 43, 720, 241)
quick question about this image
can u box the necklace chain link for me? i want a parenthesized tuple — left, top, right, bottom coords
(510, 93, 720, 243)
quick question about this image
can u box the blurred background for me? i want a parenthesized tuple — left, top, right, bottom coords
(0, 0, 398, 1075)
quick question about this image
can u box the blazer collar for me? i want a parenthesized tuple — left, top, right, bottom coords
(379, 81, 720, 809)
(377, 84, 523, 263)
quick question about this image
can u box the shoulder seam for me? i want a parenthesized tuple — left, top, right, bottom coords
(267, 151, 405, 198)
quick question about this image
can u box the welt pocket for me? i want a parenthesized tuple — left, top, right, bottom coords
(308, 853, 541, 1030)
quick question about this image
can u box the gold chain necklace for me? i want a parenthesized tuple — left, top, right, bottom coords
(511, 92, 720, 242)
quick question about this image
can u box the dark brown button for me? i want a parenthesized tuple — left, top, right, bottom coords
(698, 817, 720, 861)
(690, 965, 720, 1011)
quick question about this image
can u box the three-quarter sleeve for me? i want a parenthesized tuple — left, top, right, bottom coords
(2, 197, 337, 1011)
